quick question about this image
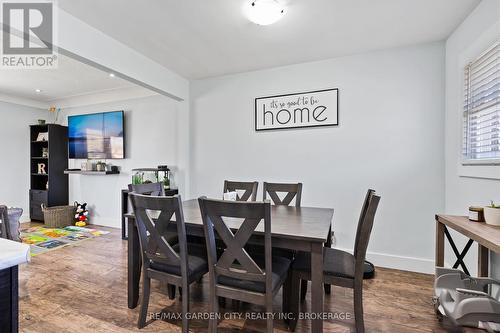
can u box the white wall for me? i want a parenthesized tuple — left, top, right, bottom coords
(445, 0, 500, 276)
(0, 101, 46, 221)
(190, 42, 445, 273)
(60, 94, 182, 228)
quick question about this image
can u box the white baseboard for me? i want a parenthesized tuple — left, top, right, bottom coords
(86, 217, 121, 229)
(336, 247, 436, 274)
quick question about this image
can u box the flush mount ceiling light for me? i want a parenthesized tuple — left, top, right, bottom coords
(109, 73, 115, 78)
(35, 89, 42, 93)
(245, 0, 285, 26)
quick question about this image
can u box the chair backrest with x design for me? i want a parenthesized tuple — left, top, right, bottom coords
(263, 182, 302, 207)
(129, 194, 188, 277)
(128, 182, 165, 196)
(223, 180, 258, 202)
(198, 197, 272, 292)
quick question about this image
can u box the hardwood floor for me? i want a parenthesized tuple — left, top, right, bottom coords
(18, 224, 479, 332)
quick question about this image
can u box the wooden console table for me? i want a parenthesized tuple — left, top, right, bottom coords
(435, 215, 500, 277)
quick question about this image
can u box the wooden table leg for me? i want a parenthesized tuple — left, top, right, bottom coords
(128, 217, 141, 309)
(324, 226, 332, 294)
(478, 244, 489, 277)
(435, 219, 444, 267)
(310, 242, 324, 333)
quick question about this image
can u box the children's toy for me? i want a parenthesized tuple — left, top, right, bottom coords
(74, 202, 89, 227)
(434, 267, 500, 332)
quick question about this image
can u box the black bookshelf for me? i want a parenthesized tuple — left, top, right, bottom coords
(29, 124, 68, 221)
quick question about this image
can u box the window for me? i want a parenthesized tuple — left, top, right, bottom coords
(463, 41, 500, 163)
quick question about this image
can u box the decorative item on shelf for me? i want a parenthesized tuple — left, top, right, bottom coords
(158, 165, 171, 190)
(81, 161, 87, 171)
(49, 106, 61, 124)
(468, 206, 485, 222)
(36, 132, 48, 141)
(41, 147, 49, 158)
(74, 201, 89, 227)
(86, 160, 94, 171)
(484, 201, 500, 226)
(132, 170, 143, 185)
(37, 163, 47, 174)
(95, 161, 106, 172)
(37, 119, 46, 125)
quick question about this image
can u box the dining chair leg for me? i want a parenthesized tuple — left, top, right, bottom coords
(138, 275, 151, 329)
(208, 275, 218, 333)
(300, 279, 308, 302)
(324, 284, 331, 294)
(167, 284, 176, 300)
(288, 271, 301, 332)
(209, 294, 219, 333)
(282, 270, 292, 317)
(354, 278, 365, 333)
(181, 284, 190, 333)
(232, 300, 241, 311)
(218, 297, 226, 308)
(266, 295, 273, 333)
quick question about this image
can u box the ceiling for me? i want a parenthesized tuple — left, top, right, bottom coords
(0, 51, 136, 103)
(59, 0, 480, 80)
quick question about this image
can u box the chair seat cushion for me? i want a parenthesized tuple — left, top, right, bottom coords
(217, 255, 291, 293)
(293, 248, 356, 279)
(150, 244, 208, 282)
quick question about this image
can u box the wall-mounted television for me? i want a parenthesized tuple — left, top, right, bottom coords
(68, 111, 125, 159)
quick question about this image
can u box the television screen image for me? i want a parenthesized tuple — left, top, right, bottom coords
(68, 111, 124, 159)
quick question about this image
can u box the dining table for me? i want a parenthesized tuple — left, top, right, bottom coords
(127, 198, 334, 333)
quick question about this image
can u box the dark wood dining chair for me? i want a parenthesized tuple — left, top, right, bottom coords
(263, 182, 302, 207)
(289, 190, 380, 333)
(129, 194, 209, 332)
(223, 180, 258, 201)
(198, 197, 292, 333)
(129, 182, 179, 298)
(260, 182, 303, 260)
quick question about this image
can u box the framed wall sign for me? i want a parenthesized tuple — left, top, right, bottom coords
(255, 88, 338, 131)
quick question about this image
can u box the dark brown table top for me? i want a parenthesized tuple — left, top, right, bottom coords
(127, 199, 334, 243)
(183, 199, 333, 243)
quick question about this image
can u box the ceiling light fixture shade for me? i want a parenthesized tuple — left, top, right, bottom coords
(245, 0, 285, 26)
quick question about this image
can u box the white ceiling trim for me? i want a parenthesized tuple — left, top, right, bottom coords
(49, 86, 159, 109)
(0, 93, 47, 110)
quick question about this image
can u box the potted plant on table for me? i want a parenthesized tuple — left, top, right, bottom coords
(484, 201, 500, 226)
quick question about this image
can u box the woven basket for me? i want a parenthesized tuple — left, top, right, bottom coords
(41, 204, 76, 228)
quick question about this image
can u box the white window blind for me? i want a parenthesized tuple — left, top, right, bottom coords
(463, 41, 500, 162)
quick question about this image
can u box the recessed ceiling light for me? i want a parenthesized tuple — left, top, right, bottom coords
(109, 73, 115, 78)
(35, 89, 41, 93)
(245, 0, 285, 26)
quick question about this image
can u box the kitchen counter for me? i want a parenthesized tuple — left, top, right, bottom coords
(0, 238, 30, 270)
(0, 238, 30, 333)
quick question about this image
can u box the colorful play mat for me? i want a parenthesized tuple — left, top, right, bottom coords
(20, 225, 110, 256)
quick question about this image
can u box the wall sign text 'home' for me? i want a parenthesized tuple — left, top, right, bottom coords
(255, 88, 338, 131)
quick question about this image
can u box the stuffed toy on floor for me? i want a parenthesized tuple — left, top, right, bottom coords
(74, 202, 89, 227)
